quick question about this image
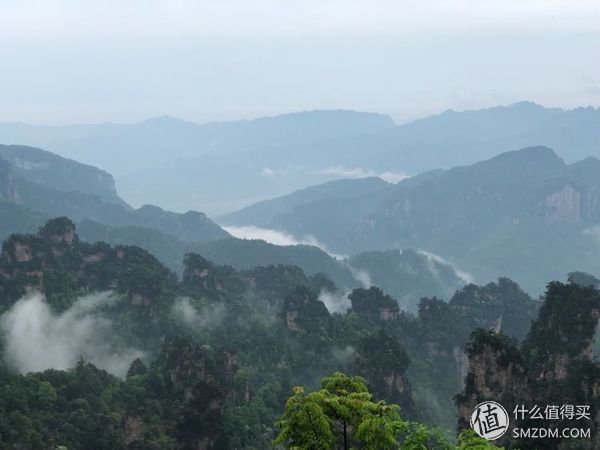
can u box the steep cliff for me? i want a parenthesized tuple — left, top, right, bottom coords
(456, 281, 600, 449)
(0, 146, 231, 244)
(0, 157, 18, 203)
(0, 144, 125, 206)
(0, 217, 178, 316)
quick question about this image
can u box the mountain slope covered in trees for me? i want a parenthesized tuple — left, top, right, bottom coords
(456, 275, 600, 449)
(0, 218, 548, 447)
(0, 148, 230, 243)
(1, 146, 468, 310)
(223, 146, 600, 293)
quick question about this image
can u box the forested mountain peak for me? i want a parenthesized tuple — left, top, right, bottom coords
(0, 144, 125, 206)
(224, 146, 600, 293)
(0, 216, 595, 447)
(0, 146, 231, 245)
(457, 280, 600, 448)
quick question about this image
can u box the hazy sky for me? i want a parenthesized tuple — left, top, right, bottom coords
(1, 0, 600, 124)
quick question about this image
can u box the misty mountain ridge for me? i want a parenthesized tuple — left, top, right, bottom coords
(0, 215, 554, 448)
(0, 143, 468, 309)
(0, 144, 126, 207)
(4, 138, 600, 298)
(0, 110, 395, 173)
(1, 120, 599, 448)
(77, 218, 468, 312)
(2, 101, 599, 214)
(0, 146, 229, 244)
(223, 146, 600, 293)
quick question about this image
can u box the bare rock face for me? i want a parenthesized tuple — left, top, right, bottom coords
(349, 286, 400, 323)
(183, 253, 237, 294)
(286, 310, 301, 332)
(354, 330, 417, 419)
(155, 339, 231, 449)
(13, 243, 33, 263)
(122, 415, 144, 447)
(282, 286, 331, 335)
(379, 305, 399, 321)
(0, 218, 177, 314)
(453, 345, 470, 391)
(544, 184, 582, 224)
(456, 281, 600, 449)
(456, 331, 527, 433)
(0, 157, 18, 203)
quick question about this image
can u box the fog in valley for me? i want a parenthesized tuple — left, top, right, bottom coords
(1, 1, 600, 449)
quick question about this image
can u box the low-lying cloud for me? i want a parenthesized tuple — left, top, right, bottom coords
(417, 250, 474, 284)
(261, 167, 276, 177)
(316, 166, 409, 184)
(345, 264, 372, 288)
(172, 297, 226, 329)
(319, 290, 352, 314)
(0, 292, 145, 377)
(584, 226, 600, 244)
(332, 346, 356, 366)
(223, 225, 342, 257)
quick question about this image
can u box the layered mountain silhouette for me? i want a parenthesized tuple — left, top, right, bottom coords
(223, 146, 600, 293)
(2, 102, 599, 214)
(0, 143, 467, 307)
(0, 144, 229, 243)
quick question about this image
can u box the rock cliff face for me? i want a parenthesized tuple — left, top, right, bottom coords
(282, 286, 331, 334)
(0, 217, 177, 314)
(348, 287, 400, 323)
(456, 281, 600, 449)
(223, 147, 600, 294)
(0, 158, 18, 203)
(119, 339, 236, 449)
(354, 330, 417, 419)
(0, 146, 231, 246)
(0, 144, 124, 206)
(544, 184, 582, 224)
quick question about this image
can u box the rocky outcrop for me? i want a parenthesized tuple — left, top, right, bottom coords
(0, 144, 124, 206)
(122, 415, 144, 447)
(282, 286, 331, 334)
(0, 218, 178, 313)
(544, 184, 582, 224)
(456, 330, 527, 432)
(349, 287, 400, 323)
(0, 157, 18, 203)
(183, 253, 239, 295)
(354, 330, 417, 419)
(456, 281, 600, 449)
(155, 339, 232, 449)
(453, 345, 470, 390)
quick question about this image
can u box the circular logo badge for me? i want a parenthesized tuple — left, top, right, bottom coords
(470, 401, 510, 440)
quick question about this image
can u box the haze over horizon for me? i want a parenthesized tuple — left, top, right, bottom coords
(0, 100, 592, 128)
(2, 2, 600, 449)
(1, 0, 600, 125)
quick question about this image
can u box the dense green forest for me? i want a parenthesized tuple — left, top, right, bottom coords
(222, 146, 600, 295)
(2, 2, 600, 447)
(0, 218, 597, 448)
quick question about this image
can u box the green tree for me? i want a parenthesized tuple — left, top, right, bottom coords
(456, 430, 501, 449)
(275, 385, 334, 449)
(275, 372, 452, 450)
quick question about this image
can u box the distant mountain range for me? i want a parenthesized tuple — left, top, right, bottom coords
(3, 103, 600, 295)
(0, 143, 466, 309)
(222, 146, 600, 294)
(0, 144, 229, 243)
(1, 102, 599, 214)
(77, 219, 466, 311)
